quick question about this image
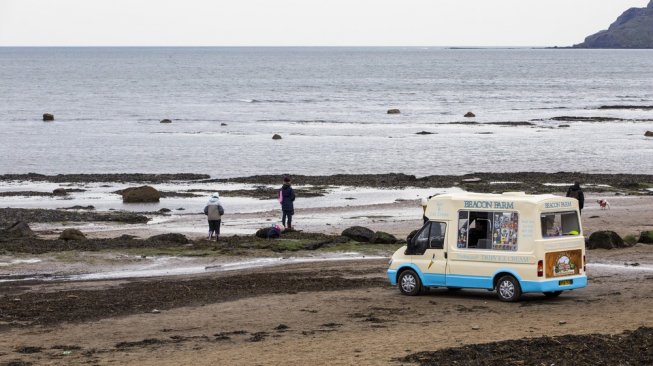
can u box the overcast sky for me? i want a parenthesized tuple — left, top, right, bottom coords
(0, 0, 648, 47)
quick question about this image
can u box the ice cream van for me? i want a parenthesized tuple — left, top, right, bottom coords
(387, 192, 587, 302)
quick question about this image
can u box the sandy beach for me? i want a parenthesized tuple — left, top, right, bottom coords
(1, 173, 652, 365)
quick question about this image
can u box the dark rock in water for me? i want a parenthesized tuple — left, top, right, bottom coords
(272, 134, 282, 140)
(372, 231, 398, 244)
(160, 119, 172, 123)
(600, 105, 653, 110)
(645, 131, 653, 137)
(387, 109, 401, 114)
(558, 124, 570, 128)
(551, 116, 624, 122)
(59, 228, 86, 241)
(342, 226, 375, 242)
(221, 123, 227, 126)
(43, 113, 54, 121)
(587, 231, 629, 249)
(52, 188, 68, 196)
(61, 205, 95, 210)
(464, 112, 476, 118)
(159, 208, 171, 213)
(415, 131, 435, 135)
(121, 186, 161, 203)
(639, 230, 653, 244)
(574, 1, 653, 48)
(147, 233, 189, 244)
(1, 221, 34, 239)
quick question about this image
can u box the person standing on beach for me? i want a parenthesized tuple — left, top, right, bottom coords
(566, 181, 585, 214)
(204, 192, 224, 240)
(278, 176, 296, 231)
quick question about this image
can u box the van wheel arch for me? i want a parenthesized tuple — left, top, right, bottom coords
(494, 273, 522, 302)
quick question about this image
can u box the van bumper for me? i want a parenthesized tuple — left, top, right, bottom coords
(387, 269, 398, 286)
(520, 275, 588, 293)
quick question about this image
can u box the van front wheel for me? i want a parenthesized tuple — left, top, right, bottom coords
(398, 270, 422, 296)
(496, 275, 521, 302)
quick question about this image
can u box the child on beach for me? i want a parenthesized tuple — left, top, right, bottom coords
(204, 192, 224, 240)
(278, 176, 296, 231)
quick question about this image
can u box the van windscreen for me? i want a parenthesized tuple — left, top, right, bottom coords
(540, 211, 580, 238)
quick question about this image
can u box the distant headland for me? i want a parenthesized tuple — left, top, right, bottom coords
(574, 0, 653, 48)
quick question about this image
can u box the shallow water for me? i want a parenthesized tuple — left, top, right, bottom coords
(1, 47, 653, 176)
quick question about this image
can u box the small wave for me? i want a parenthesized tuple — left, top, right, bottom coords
(238, 98, 291, 104)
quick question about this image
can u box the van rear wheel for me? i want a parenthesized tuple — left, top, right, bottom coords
(398, 270, 422, 296)
(496, 275, 521, 302)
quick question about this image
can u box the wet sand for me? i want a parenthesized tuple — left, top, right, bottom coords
(1, 173, 653, 365)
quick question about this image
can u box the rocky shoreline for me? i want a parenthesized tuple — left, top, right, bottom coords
(2, 172, 652, 194)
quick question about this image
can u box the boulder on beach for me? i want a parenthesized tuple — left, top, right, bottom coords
(59, 228, 86, 241)
(387, 109, 401, 114)
(43, 113, 54, 121)
(221, 123, 227, 126)
(1, 221, 34, 239)
(464, 112, 476, 118)
(341, 226, 375, 243)
(639, 230, 653, 244)
(645, 131, 653, 137)
(52, 188, 68, 196)
(147, 233, 189, 244)
(160, 119, 172, 124)
(272, 134, 282, 140)
(121, 186, 161, 203)
(587, 231, 630, 249)
(372, 231, 398, 244)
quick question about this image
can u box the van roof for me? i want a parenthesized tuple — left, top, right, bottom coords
(430, 191, 567, 204)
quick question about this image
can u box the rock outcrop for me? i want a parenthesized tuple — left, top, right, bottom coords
(43, 113, 54, 121)
(387, 109, 401, 114)
(1, 221, 34, 239)
(121, 186, 161, 203)
(341, 226, 375, 242)
(574, 1, 653, 48)
(59, 228, 86, 241)
(587, 231, 631, 249)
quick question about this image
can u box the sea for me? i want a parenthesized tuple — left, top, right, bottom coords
(1, 47, 653, 178)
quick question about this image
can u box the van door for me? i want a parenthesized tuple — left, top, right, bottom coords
(409, 221, 448, 286)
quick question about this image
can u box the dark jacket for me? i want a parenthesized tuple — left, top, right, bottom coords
(566, 184, 584, 210)
(280, 184, 295, 211)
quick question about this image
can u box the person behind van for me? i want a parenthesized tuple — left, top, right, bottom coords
(278, 176, 296, 231)
(420, 197, 428, 223)
(204, 192, 224, 241)
(566, 181, 585, 213)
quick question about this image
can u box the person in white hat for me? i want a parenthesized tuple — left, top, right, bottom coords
(204, 192, 224, 240)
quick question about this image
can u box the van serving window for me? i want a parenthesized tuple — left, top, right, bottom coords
(457, 210, 518, 251)
(540, 211, 580, 238)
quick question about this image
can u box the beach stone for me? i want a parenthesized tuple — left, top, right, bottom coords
(59, 228, 86, 241)
(121, 185, 161, 203)
(160, 119, 172, 123)
(342, 226, 375, 243)
(638, 230, 653, 244)
(1, 221, 34, 239)
(587, 231, 629, 249)
(221, 123, 227, 126)
(464, 112, 476, 118)
(272, 134, 282, 140)
(372, 231, 398, 244)
(645, 131, 653, 137)
(147, 233, 189, 244)
(415, 131, 435, 135)
(43, 113, 54, 121)
(387, 109, 401, 114)
(52, 188, 68, 196)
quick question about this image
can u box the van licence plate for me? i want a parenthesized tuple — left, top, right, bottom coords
(559, 279, 573, 286)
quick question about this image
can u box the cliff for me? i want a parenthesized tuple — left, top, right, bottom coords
(574, 0, 653, 48)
